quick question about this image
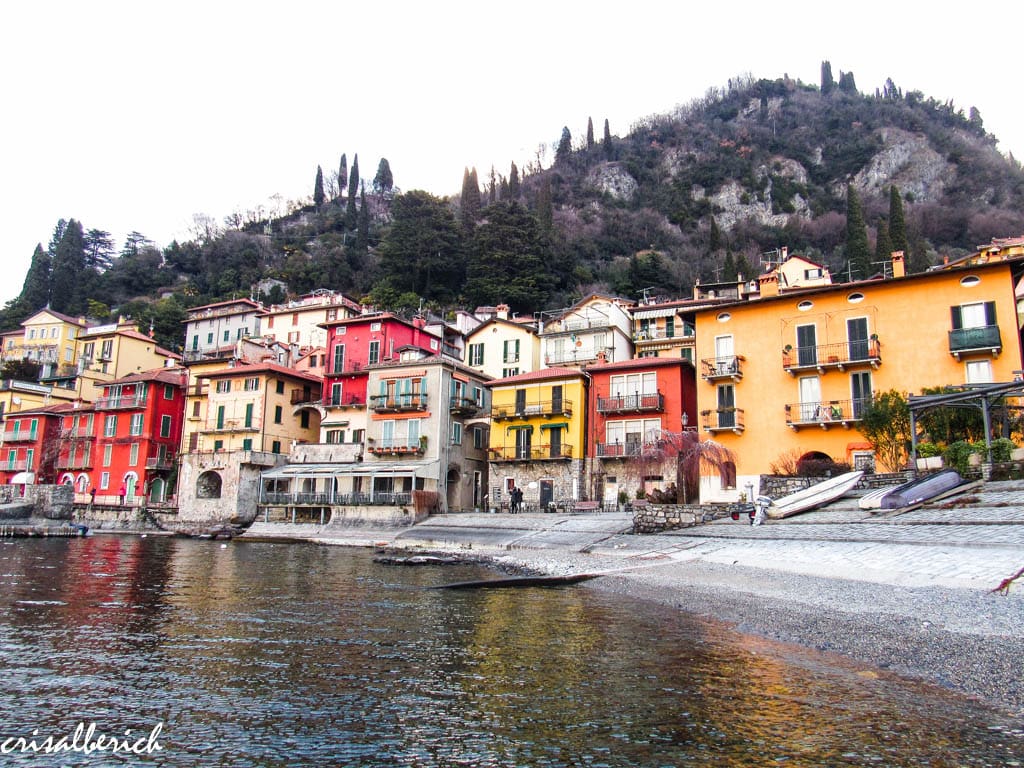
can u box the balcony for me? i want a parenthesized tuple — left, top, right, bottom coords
(948, 325, 1001, 360)
(187, 384, 208, 397)
(596, 441, 658, 459)
(3, 460, 30, 471)
(3, 429, 38, 442)
(544, 347, 612, 366)
(700, 356, 743, 382)
(260, 491, 412, 507)
(783, 339, 881, 374)
(785, 399, 867, 431)
(290, 388, 322, 406)
(369, 393, 428, 413)
(145, 456, 176, 470)
(597, 392, 664, 414)
(327, 361, 365, 376)
(488, 444, 574, 462)
(368, 439, 425, 456)
(56, 457, 92, 470)
(449, 396, 482, 416)
(701, 408, 745, 434)
(60, 427, 94, 439)
(95, 394, 148, 410)
(322, 393, 366, 409)
(633, 324, 694, 343)
(491, 399, 573, 420)
(202, 418, 262, 434)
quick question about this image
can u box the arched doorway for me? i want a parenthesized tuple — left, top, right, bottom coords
(124, 472, 139, 501)
(197, 471, 223, 499)
(446, 466, 461, 512)
(149, 478, 166, 503)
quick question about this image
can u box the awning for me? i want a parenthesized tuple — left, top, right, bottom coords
(632, 307, 678, 319)
(10, 472, 34, 484)
(261, 461, 439, 480)
(506, 424, 534, 431)
(540, 422, 568, 430)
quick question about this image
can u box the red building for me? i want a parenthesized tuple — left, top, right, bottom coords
(587, 357, 697, 502)
(0, 403, 72, 488)
(55, 403, 97, 495)
(86, 367, 187, 505)
(320, 312, 443, 410)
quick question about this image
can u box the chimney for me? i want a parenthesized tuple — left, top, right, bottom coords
(891, 251, 906, 278)
(759, 272, 780, 298)
(780, 246, 788, 262)
(412, 316, 426, 329)
(496, 303, 510, 320)
(595, 350, 607, 364)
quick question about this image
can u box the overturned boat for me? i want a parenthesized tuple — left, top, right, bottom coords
(766, 471, 864, 519)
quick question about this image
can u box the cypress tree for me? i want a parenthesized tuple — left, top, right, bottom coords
(49, 219, 86, 314)
(888, 185, 908, 258)
(460, 167, 481, 231)
(845, 185, 871, 279)
(314, 165, 325, 208)
(338, 154, 348, 198)
(603, 119, 613, 160)
(373, 158, 393, 196)
(555, 127, 572, 165)
(820, 60, 834, 94)
(356, 183, 370, 252)
(722, 250, 737, 281)
(20, 244, 52, 310)
(586, 117, 595, 152)
(346, 155, 360, 229)
(709, 218, 722, 253)
(875, 220, 893, 266)
(508, 162, 520, 198)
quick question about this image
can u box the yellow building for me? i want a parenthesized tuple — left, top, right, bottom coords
(10, 308, 87, 381)
(693, 254, 1024, 498)
(487, 367, 588, 510)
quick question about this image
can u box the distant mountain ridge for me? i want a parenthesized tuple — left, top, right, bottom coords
(4, 66, 1023, 352)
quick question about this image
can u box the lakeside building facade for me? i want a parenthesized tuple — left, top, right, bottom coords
(0, 403, 70, 487)
(539, 295, 634, 368)
(464, 305, 541, 380)
(486, 367, 587, 511)
(692, 253, 1024, 498)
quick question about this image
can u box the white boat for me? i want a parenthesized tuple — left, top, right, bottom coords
(858, 485, 896, 510)
(766, 471, 864, 519)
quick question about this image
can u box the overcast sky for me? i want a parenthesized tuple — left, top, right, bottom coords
(3, 1, 1022, 306)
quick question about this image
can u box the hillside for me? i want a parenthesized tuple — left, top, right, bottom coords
(5, 65, 1024, 353)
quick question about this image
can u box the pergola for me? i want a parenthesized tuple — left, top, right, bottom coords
(908, 378, 1024, 464)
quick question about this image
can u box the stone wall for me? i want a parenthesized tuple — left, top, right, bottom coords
(630, 500, 740, 534)
(0, 484, 74, 520)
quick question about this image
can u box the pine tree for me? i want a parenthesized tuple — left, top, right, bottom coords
(346, 155, 360, 229)
(888, 185, 909, 258)
(586, 117, 595, 152)
(84, 229, 115, 271)
(508, 162, 520, 199)
(845, 185, 872, 279)
(555, 127, 572, 165)
(49, 219, 87, 314)
(838, 70, 857, 94)
(465, 201, 550, 314)
(372, 158, 393, 196)
(603, 119, 613, 160)
(709, 218, 722, 253)
(314, 165, 325, 208)
(820, 60, 834, 94)
(722, 250, 737, 281)
(338, 154, 348, 198)
(460, 167, 481, 231)
(536, 176, 553, 234)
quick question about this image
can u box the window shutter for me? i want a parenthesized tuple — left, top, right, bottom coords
(950, 306, 963, 330)
(984, 301, 996, 326)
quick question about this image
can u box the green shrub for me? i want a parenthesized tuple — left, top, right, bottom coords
(991, 437, 1017, 463)
(943, 440, 981, 474)
(917, 441, 942, 458)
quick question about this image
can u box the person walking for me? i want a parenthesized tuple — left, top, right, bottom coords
(118, 484, 126, 506)
(511, 486, 523, 514)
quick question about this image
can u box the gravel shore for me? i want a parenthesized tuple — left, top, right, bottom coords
(484, 548, 1024, 718)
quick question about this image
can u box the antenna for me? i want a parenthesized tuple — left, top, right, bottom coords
(639, 287, 657, 304)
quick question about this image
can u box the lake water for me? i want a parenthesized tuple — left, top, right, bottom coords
(0, 536, 1020, 767)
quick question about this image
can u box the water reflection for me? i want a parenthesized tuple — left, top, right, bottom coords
(0, 537, 1018, 767)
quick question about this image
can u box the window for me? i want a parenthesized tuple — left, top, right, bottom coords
(25, 449, 34, 470)
(300, 411, 310, 429)
(216, 406, 225, 429)
(333, 344, 346, 373)
(468, 343, 484, 366)
(191, 336, 198, 350)
(223, 330, 230, 342)
(216, 380, 231, 393)
(503, 339, 520, 363)
(276, 380, 285, 395)
(129, 443, 139, 466)
(370, 322, 382, 332)
(720, 461, 737, 489)
(336, 326, 347, 336)
(244, 404, 254, 428)
(274, 405, 283, 424)
(352, 429, 364, 444)
(473, 426, 485, 450)
(237, 327, 249, 339)
(164, 384, 174, 399)
(242, 438, 252, 451)
(160, 415, 172, 438)
(368, 341, 380, 365)
(665, 317, 675, 338)
(326, 430, 343, 444)
(192, 400, 201, 418)
(207, 332, 214, 344)
(288, 331, 300, 344)
(451, 422, 463, 445)
(100, 472, 110, 490)
(243, 377, 260, 391)
(214, 440, 224, 451)
(103, 444, 113, 467)
(104, 415, 117, 437)
(272, 440, 282, 454)
(966, 360, 993, 384)
(330, 382, 343, 406)
(129, 413, 143, 436)
(502, 368, 520, 377)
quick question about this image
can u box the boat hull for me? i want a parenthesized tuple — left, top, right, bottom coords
(879, 469, 964, 510)
(767, 471, 864, 519)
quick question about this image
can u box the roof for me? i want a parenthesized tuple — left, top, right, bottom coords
(487, 367, 586, 387)
(6, 401, 83, 417)
(585, 357, 694, 374)
(105, 367, 187, 387)
(465, 317, 539, 338)
(21, 308, 88, 327)
(200, 360, 322, 385)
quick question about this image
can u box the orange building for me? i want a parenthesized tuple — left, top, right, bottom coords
(693, 254, 1024, 498)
